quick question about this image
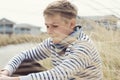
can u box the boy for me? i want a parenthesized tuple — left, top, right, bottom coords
(0, 0, 102, 80)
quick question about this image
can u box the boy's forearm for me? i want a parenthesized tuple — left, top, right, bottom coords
(0, 75, 20, 80)
(11, 77, 20, 80)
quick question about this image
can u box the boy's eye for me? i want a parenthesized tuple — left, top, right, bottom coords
(46, 26, 49, 28)
(53, 25, 58, 28)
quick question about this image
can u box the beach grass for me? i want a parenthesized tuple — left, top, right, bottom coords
(0, 33, 49, 47)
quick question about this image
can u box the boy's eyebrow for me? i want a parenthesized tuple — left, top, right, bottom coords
(45, 22, 59, 25)
(52, 23, 59, 25)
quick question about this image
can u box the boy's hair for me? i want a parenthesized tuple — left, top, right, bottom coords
(43, 0, 77, 19)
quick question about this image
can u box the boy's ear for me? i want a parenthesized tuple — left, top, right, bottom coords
(70, 18, 76, 29)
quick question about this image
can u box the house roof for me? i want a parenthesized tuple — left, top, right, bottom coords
(15, 23, 41, 29)
(0, 18, 15, 24)
(77, 15, 119, 21)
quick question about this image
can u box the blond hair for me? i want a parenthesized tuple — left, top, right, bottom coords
(44, 0, 77, 19)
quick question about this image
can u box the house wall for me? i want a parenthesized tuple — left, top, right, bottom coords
(30, 27, 41, 35)
(14, 27, 41, 35)
(0, 24, 14, 34)
(14, 27, 31, 34)
(117, 21, 120, 28)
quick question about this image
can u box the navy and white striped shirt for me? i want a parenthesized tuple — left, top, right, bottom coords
(4, 30, 102, 80)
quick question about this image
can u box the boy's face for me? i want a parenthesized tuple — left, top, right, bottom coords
(44, 14, 75, 44)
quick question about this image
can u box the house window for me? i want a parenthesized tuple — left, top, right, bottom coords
(0, 24, 3, 27)
(5, 24, 13, 28)
(5, 24, 13, 32)
(0, 24, 4, 32)
(20, 28, 30, 31)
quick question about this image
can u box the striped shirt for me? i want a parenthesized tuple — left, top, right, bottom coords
(4, 31, 103, 80)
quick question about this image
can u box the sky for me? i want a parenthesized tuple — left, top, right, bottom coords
(0, 0, 120, 31)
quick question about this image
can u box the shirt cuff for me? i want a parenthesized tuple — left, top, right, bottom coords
(19, 75, 32, 80)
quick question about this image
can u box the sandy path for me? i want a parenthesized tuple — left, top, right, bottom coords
(0, 43, 38, 69)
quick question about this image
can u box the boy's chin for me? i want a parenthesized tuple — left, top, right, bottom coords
(52, 38, 62, 44)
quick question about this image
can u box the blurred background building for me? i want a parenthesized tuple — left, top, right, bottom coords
(0, 18, 15, 35)
(0, 18, 41, 35)
(14, 24, 41, 35)
(76, 15, 120, 31)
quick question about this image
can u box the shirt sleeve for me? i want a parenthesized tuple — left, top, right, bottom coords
(19, 42, 92, 80)
(3, 38, 51, 76)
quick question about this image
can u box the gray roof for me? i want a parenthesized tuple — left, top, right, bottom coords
(77, 15, 119, 20)
(0, 18, 15, 24)
(15, 23, 41, 29)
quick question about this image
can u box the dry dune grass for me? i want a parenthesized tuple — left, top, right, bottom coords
(0, 33, 49, 47)
(86, 25, 120, 80)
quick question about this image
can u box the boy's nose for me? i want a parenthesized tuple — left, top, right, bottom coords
(47, 27, 53, 34)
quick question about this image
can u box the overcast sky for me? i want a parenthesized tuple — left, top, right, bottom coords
(0, 0, 120, 31)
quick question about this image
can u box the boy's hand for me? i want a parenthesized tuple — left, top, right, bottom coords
(0, 75, 20, 80)
(0, 69, 9, 76)
(0, 75, 11, 80)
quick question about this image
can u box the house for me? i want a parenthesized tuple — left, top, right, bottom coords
(117, 19, 120, 28)
(0, 18, 15, 34)
(76, 16, 94, 30)
(77, 15, 119, 31)
(14, 24, 41, 35)
(0, 18, 42, 35)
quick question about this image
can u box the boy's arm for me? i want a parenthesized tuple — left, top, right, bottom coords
(2, 38, 51, 76)
(0, 75, 20, 80)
